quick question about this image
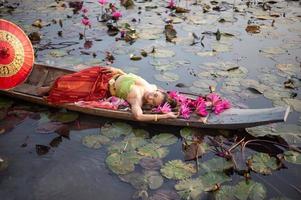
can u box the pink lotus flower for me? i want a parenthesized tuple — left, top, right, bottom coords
(213, 100, 231, 115)
(152, 102, 171, 114)
(112, 11, 122, 20)
(81, 7, 88, 14)
(81, 18, 91, 27)
(180, 102, 192, 119)
(98, 0, 107, 5)
(206, 93, 221, 106)
(168, 91, 187, 103)
(195, 98, 208, 117)
(167, 0, 176, 9)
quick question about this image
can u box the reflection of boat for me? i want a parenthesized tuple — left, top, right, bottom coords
(0, 63, 290, 129)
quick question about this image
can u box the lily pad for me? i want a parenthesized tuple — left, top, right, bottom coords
(283, 151, 301, 164)
(82, 134, 110, 149)
(160, 160, 196, 180)
(106, 151, 141, 175)
(108, 136, 147, 154)
(137, 143, 169, 158)
(101, 122, 133, 138)
(36, 122, 64, 134)
(139, 157, 163, 170)
(0, 97, 13, 109)
(199, 157, 234, 173)
(174, 177, 203, 200)
(234, 180, 266, 200)
(154, 72, 179, 82)
(133, 128, 149, 138)
(145, 170, 164, 190)
(119, 172, 148, 190)
(151, 133, 178, 146)
(201, 171, 232, 191)
(247, 153, 279, 175)
(149, 189, 180, 200)
(214, 185, 235, 200)
(50, 112, 79, 123)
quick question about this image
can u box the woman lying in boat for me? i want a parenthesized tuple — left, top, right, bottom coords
(37, 66, 179, 121)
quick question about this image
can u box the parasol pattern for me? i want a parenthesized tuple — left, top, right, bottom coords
(0, 19, 34, 90)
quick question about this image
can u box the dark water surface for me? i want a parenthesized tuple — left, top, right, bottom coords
(1, 0, 301, 199)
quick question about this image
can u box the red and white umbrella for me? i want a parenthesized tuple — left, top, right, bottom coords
(0, 19, 34, 90)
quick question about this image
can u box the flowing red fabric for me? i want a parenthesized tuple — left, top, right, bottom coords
(47, 66, 113, 104)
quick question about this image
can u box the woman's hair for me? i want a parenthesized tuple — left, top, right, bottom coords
(160, 91, 178, 108)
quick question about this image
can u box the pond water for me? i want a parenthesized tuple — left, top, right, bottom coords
(1, 0, 301, 199)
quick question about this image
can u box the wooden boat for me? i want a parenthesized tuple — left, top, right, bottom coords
(0, 63, 290, 129)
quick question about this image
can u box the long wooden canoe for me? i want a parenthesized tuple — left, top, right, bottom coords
(0, 63, 290, 129)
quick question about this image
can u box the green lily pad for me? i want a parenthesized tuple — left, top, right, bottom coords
(160, 160, 196, 180)
(106, 151, 141, 175)
(119, 172, 148, 190)
(149, 189, 180, 200)
(101, 122, 133, 138)
(133, 128, 149, 138)
(180, 127, 195, 143)
(247, 153, 279, 175)
(82, 135, 110, 149)
(145, 170, 164, 190)
(139, 157, 163, 170)
(201, 171, 232, 191)
(50, 112, 79, 123)
(175, 177, 203, 200)
(234, 180, 266, 200)
(137, 143, 169, 158)
(0, 97, 13, 109)
(151, 133, 178, 146)
(283, 151, 301, 164)
(214, 185, 235, 200)
(154, 72, 179, 82)
(199, 157, 234, 173)
(108, 136, 147, 154)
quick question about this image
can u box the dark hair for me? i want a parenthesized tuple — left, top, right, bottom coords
(160, 91, 178, 108)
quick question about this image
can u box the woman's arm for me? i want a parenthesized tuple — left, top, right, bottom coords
(131, 103, 178, 121)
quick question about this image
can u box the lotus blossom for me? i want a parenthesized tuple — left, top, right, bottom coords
(206, 93, 221, 106)
(167, 0, 176, 9)
(152, 102, 171, 114)
(213, 99, 231, 115)
(168, 91, 187, 103)
(196, 101, 208, 117)
(81, 17, 91, 27)
(180, 102, 192, 119)
(112, 11, 122, 20)
(98, 0, 107, 5)
(81, 7, 88, 14)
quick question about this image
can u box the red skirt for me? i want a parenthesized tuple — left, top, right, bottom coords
(47, 66, 113, 104)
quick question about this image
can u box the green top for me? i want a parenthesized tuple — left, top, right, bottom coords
(116, 73, 140, 99)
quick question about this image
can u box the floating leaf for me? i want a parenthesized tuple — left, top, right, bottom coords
(145, 170, 164, 190)
(82, 135, 110, 149)
(160, 160, 196, 180)
(137, 143, 169, 158)
(36, 144, 50, 156)
(246, 25, 261, 33)
(175, 177, 203, 200)
(283, 151, 301, 164)
(36, 122, 64, 134)
(133, 128, 149, 138)
(149, 189, 180, 200)
(101, 122, 133, 138)
(106, 151, 141, 175)
(151, 133, 178, 146)
(183, 142, 208, 161)
(214, 185, 235, 200)
(119, 172, 148, 190)
(201, 171, 231, 191)
(139, 157, 163, 170)
(199, 157, 234, 173)
(150, 48, 175, 58)
(154, 72, 179, 82)
(234, 180, 266, 200)
(247, 153, 279, 175)
(108, 136, 147, 153)
(50, 112, 79, 123)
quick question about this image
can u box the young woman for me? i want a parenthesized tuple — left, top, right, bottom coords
(37, 66, 179, 121)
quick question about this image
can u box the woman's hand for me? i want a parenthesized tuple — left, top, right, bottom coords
(164, 112, 179, 119)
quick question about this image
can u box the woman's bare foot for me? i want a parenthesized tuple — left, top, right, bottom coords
(36, 86, 51, 96)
